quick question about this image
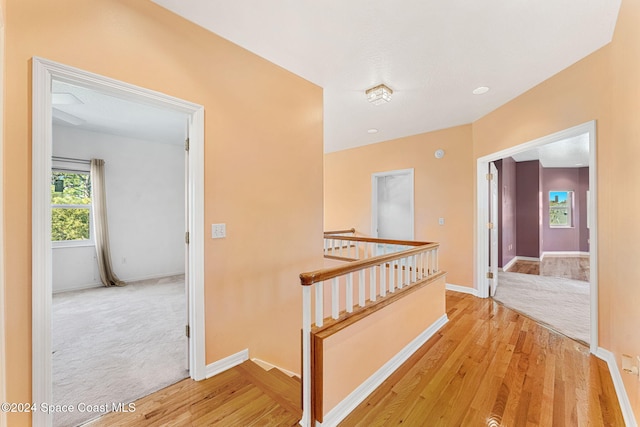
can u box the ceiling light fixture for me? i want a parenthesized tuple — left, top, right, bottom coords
(472, 86, 490, 95)
(366, 84, 393, 105)
(367, 128, 379, 134)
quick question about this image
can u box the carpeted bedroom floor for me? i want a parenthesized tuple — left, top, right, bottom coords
(494, 271, 590, 345)
(52, 275, 188, 427)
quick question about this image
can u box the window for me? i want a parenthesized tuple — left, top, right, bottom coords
(549, 190, 574, 228)
(51, 170, 92, 245)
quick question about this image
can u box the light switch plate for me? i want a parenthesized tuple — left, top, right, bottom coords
(211, 223, 226, 239)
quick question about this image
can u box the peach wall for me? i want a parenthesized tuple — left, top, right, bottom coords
(0, 0, 6, 425)
(609, 0, 640, 420)
(324, 125, 474, 287)
(3, 0, 323, 423)
(320, 275, 446, 418)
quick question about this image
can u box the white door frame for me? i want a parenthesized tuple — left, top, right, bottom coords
(32, 57, 206, 426)
(371, 168, 415, 239)
(489, 162, 499, 296)
(475, 120, 598, 354)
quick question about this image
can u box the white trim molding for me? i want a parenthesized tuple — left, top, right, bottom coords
(475, 120, 599, 354)
(595, 347, 638, 427)
(540, 251, 589, 260)
(206, 349, 249, 379)
(318, 314, 448, 427)
(32, 57, 206, 426)
(445, 283, 479, 297)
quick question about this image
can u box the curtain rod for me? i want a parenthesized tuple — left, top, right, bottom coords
(52, 156, 91, 164)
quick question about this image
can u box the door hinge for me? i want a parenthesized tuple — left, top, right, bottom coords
(185, 138, 190, 152)
(185, 324, 190, 338)
(487, 222, 494, 229)
(486, 173, 493, 180)
(486, 272, 494, 279)
(185, 232, 190, 244)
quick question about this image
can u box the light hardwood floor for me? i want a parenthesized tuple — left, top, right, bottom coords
(86, 291, 623, 426)
(340, 291, 623, 426)
(506, 256, 589, 282)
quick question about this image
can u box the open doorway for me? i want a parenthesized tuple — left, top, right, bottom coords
(32, 58, 206, 426)
(50, 78, 189, 426)
(476, 121, 598, 353)
(371, 168, 415, 240)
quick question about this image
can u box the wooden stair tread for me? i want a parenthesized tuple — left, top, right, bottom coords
(236, 360, 302, 417)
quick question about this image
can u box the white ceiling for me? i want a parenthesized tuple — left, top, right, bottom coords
(52, 80, 187, 145)
(52, 2, 620, 153)
(511, 133, 590, 168)
(152, 0, 620, 153)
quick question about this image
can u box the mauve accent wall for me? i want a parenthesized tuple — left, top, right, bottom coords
(516, 161, 541, 258)
(497, 158, 517, 268)
(541, 167, 589, 252)
(579, 167, 590, 252)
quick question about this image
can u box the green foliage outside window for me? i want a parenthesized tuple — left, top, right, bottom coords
(51, 171, 92, 241)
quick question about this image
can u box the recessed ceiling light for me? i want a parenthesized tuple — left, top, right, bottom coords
(367, 128, 379, 134)
(472, 86, 490, 95)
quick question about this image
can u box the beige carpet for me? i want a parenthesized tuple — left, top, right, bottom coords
(494, 272, 590, 345)
(52, 276, 188, 427)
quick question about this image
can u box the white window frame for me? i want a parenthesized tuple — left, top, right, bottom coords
(549, 190, 574, 228)
(51, 162, 94, 248)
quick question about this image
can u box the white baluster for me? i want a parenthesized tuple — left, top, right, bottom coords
(389, 260, 395, 293)
(324, 238, 328, 257)
(301, 286, 311, 427)
(339, 239, 344, 258)
(359, 269, 365, 307)
(332, 277, 339, 319)
(434, 248, 439, 272)
(380, 263, 387, 297)
(315, 281, 324, 327)
(370, 266, 377, 302)
(398, 258, 404, 289)
(346, 273, 353, 313)
(412, 255, 417, 283)
(356, 241, 360, 260)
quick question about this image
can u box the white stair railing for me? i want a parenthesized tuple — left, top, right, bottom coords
(300, 236, 439, 426)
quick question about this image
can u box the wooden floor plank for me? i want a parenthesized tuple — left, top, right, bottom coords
(339, 292, 624, 426)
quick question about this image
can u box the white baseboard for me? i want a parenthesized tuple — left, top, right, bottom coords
(52, 282, 102, 294)
(446, 283, 479, 297)
(515, 256, 540, 262)
(205, 349, 249, 379)
(541, 251, 589, 260)
(502, 257, 518, 272)
(319, 314, 449, 426)
(251, 358, 300, 378)
(52, 272, 186, 294)
(124, 271, 186, 283)
(595, 347, 638, 427)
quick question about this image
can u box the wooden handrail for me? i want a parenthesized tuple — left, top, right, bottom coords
(323, 228, 355, 235)
(323, 234, 432, 247)
(301, 242, 439, 286)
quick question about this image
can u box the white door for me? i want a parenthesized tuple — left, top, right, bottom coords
(489, 162, 499, 296)
(372, 169, 414, 240)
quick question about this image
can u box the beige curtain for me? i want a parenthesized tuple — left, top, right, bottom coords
(91, 159, 125, 287)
